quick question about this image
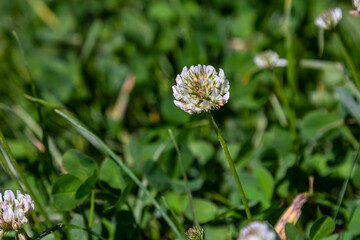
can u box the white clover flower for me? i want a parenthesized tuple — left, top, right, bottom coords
(254, 50, 288, 70)
(238, 221, 277, 240)
(349, 0, 360, 17)
(172, 65, 230, 114)
(315, 7, 342, 30)
(0, 190, 34, 232)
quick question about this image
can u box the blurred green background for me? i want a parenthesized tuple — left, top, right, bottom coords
(1, 0, 360, 239)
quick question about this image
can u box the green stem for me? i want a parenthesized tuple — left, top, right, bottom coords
(334, 32, 360, 91)
(284, 0, 296, 94)
(272, 72, 297, 138)
(89, 189, 95, 229)
(168, 129, 198, 226)
(333, 141, 360, 220)
(205, 112, 252, 221)
(12, 31, 54, 178)
(0, 129, 53, 230)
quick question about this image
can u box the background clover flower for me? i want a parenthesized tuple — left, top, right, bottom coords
(172, 65, 230, 114)
(349, 0, 360, 17)
(315, 7, 342, 30)
(0, 190, 34, 233)
(254, 50, 288, 70)
(238, 221, 276, 240)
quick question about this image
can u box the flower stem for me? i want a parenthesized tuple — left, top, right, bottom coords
(89, 189, 95, 229)
(12, 31, 54, 179)
(333, 141, 360, 220)
(272, 72, 297, 138)
(205, 112, 252, 221)
(284, 0, 296, 95)
(334, 32, 360, 90)
(168, 129, 198, 226)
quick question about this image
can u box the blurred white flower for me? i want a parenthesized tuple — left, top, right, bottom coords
(315, 7, 342, 30)
(172, 65, 230, 114)
(254, 50, 288, 70)
(0, 190, 34, 232)
(238, 221, 277, 240)
(349, 0, 360, 17)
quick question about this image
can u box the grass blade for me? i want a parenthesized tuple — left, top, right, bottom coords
(54, 109, 185, 240)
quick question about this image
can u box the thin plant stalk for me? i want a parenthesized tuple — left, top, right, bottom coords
(333, 32, 360, 91)
(12, 31, 54, 177)
(205, 112, 252, 221)
(0, 129, 54, 232)
(272, 72, 297, 138)
(88, 189, 95, 229)
(284, 0, 296, 94)
(333, 142, 360, 220)
(168, 129, 198, 226)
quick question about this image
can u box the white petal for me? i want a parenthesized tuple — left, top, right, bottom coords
(315, 17, 329, 29)
(3, 206, 14, 223)
(174, 100, 186, 109)
(276, 58, 288, 67)
(4, 190, 15, 206)
(254, 56, 267, 68)
(223, 92, 230, 103)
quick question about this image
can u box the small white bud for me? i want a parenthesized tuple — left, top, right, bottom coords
(315, 7, 342, 30)
(254, 50, 288, 70)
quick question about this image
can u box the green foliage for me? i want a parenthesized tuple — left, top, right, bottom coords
(309, 217, 335, 240)
(1, 0, 360, 239)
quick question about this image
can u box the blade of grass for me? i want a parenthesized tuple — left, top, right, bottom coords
(25, 0, 58, 28)
(334, 32, 360, 91)
(284, 0, 296, 94)
(54, 109, 185, 240)
(12, 31, 55, 178)
(162, 196, 186, 235)
(168, 128, 198, 225)
(333, 143, 360, 220)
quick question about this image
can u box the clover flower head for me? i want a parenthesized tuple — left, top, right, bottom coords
(172, 65, 230, 114)
(315, 7, 342, 30)
(349, 0, 360, 17)
(254, 50, 288, 70)
(185, 225, 204, 240)
(238, 221, 276, 240)
(0, 190, 34, 232)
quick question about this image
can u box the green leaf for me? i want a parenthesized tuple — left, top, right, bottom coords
(188, 140, 214, 165)
(336, 87, 360, 124)
(285, 223, 303, 240)
(309, 216, 335, 240)
(52, 174, 85, 211)
(75, 170, 98, 199)
(164, 193, 188, 214)
(68, 214, 88, 240)
(103, 183, 133, 214)
(262, 126, 292, 157)
(254, 166, 274, 207)
(352, 166, 360, 188)
(100, 157, 126, 190)
(185, 198, 218, 223)
(63, 149, 98, 181)
(300, 111, 342, 141)
(348, 204, 360, 236)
